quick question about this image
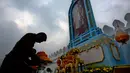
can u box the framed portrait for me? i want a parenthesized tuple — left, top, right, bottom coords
(72, 0, 88, 37)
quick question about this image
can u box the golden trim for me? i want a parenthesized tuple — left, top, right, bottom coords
(114, 66, 130, 68)
(80, 45, 105, 65)
(110, 43, 120, 61)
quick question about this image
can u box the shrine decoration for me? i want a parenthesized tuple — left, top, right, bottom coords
(56, 57, 62, 66)
(37, 51, 52, 64)
(113, 20, 129, 44)
(115, 32, 129, 44)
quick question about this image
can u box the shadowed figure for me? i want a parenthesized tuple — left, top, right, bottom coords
(0, 32, 47, 73)
(112, 20, 129, 44)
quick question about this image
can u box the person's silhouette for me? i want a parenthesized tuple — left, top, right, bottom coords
(0, 32, 47, 73)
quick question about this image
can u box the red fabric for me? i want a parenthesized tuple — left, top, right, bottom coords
(62, 59, 68, 68)
(67, 55, 74, 60)
(74, 58, 76, 63)
(63, 59, 67, 64)
(31, 66, 38, 70)
(77, 25, 86, 35)
(66, 55, 74, 63)
(57, 59, 61, 66)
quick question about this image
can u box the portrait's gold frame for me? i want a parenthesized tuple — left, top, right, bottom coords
(110, 43, 120, 61)
(79, 45, 105, 65)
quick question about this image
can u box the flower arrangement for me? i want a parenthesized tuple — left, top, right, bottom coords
(56, 48, 84, 73)
(70, 48, 80, 55)
(82, 65, 113, 73)
(37, 51, 52, 64)
(57, 57, 61, 66)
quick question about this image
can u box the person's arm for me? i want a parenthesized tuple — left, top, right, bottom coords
(25, 49, 41, 66)
(25, 54, 41, 66)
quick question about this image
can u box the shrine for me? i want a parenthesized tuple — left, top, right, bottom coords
(39, 0, 130, 73)
(54, 0, 130, 73)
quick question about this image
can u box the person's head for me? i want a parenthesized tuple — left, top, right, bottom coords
(35, 32, 47, 43)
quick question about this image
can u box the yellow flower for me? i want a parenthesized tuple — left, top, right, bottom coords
(84, 69, 89, 72)
(103, 67, 107, 71)
(109, 67, 112, 70)
(103, 67, 111, 72)
(96, 68, 100, 70)
(105, 67, 109, 70)
(90, 69, 93, 72)
(106, 70, 109, 72)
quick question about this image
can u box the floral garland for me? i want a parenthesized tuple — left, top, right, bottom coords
(83, 66, 113, 73)
(79, 44, 101, 53)
(78, 35, 115, 53)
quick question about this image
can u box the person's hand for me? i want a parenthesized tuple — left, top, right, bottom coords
(32, 48, 36, 54)
(40, 59, 46, 63)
